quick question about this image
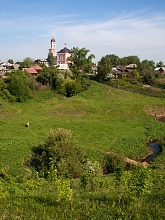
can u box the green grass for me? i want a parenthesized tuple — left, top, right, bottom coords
(0, 81, 165, 219)
(0, 81, 165, 174)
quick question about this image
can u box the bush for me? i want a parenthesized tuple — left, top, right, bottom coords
(5, 71, 33, 102)
(27, 128, 86, 178)
(102, 153, 125, 174)
(62, 78, 82, 97)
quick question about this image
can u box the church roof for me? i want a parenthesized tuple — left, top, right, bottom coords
(51, 37, 56, 42)
(57, 47, 71, 54)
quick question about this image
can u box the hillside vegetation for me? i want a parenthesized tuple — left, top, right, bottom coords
(0, 81, 165, 219)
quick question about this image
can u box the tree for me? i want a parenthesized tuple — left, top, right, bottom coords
(105, 54, 120, 67)
(47, 52, 56, 66)
(140, 59, 155, 73)
(156, 61, 164, 67)
(68, 47, 95, 76)
(36, 66, 61, 90)
(19, 57, 35, 69)
(5, 70, 34, 102)
(141, 70, 156, 85)
(97, 56, 112, 80)
(120, 55, 141, 70)
(8, 59, 14, 64)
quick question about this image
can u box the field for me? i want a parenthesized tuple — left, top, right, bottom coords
(0, 80, 165, 219)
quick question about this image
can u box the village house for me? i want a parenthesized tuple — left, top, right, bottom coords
(154, 67, 165, 76)
(23, 65, 42, 77)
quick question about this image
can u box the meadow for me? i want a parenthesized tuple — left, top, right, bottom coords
(0, 80, 165, 219)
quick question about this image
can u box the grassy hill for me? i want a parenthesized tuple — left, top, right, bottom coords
(0, 80, 165, 219)
(0, 80, 164, 174)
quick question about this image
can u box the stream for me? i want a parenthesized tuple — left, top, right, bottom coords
(143, 142, 162, 163)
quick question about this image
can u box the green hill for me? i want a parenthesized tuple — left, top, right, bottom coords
(0, 81, 164, 174)
(0, 80, 165, 219)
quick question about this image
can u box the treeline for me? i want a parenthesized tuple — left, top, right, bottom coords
(96, 54, 165, 94)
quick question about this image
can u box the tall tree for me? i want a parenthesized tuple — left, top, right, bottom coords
(36, 66, 61, 90)
(140, 59, 155, 73)
(105, 54, 120, 67)
(47, 52, 56, 66)
(120, 55, 141, 70)
(5, 70, 33, 102)
(19, 57, 35, 69)
(68, 47, 95, 76)
(97, 56, 112, 80)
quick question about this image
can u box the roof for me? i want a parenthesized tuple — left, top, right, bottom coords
(116, 65, 126, 71)
(23, 68, 38, 74)
(125, 64, 137, 69)
(31, 65, 42, 71)
(51, 37, 56, 42)
(57, 47, 71, 54)
(155, 67, 165, 71)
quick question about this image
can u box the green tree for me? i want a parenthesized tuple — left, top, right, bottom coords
(36, 66, 61, 90)
(120, 55, 141, 70)
(105, 54, 120, 67)
(141, 70, 156, 85)
(19, 57, 35, 69)
(140, 59, 155, 72)
(97, 56, 112, 80)
(47, 52, 56, 66)
(68, 47, 95, 76)
(156, 61, 164, 67)
(8, 59, 14, 64)
(5, 70, 33, 102)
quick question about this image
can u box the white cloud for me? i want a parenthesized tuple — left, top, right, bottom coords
(1, 12, 165, 63)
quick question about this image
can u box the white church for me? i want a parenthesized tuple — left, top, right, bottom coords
(49, 35, 71, 69)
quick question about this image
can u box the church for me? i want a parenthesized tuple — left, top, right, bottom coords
(48, 35, 71, 68)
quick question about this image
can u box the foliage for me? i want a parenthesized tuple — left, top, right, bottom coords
(28, 128, 86, 178)
(156, 61, 164, 67)
(61, 78, 82, 97)
(19, 57, 35, 69)
(97, 56, 112, 80)
(105, 54, 120, 67)
(47, 52, 56, 66)
(37, 66, 90, 97)
(140, 59, 155, 72)
(0, 81, 165, 219)
(36, 66, 61, 90)
(68, 47, 95, 76)
(120, 55, 141, 70)
(8, 59, 14, 64)
(5, 70, 34, 102)
(140, 70, 156, 85)
(56, 178, 72, 202)
(102, 153, 125, 174)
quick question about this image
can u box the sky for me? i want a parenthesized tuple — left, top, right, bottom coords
(0, 0, 165, 64)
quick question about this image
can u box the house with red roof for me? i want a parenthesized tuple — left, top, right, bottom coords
(23, 65, 42, 76)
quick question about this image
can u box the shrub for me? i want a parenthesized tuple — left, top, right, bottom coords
(102, 153, 125, 174)
(61, 78, 82, 97)
(27, 128, 86, 178)
(5, 71, 33, 102)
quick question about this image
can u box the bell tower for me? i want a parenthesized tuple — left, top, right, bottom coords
(49, 34, 57, 57)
